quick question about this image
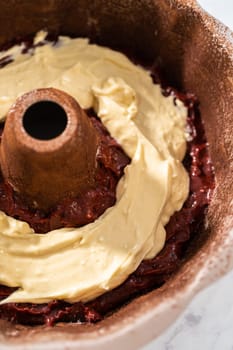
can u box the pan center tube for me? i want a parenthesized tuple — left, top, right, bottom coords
(0, 88, 99, 211)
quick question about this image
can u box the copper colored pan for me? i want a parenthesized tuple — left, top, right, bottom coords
(0, 0, 232, 349)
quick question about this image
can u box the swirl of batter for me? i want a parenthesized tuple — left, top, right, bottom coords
(0, 32, 188, 304)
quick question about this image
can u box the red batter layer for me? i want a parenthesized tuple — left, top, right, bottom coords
(0, 37, 215, 325)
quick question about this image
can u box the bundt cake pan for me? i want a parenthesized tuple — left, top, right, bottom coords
(0, 0, 232, 349)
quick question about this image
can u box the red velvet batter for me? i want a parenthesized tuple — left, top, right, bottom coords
(0, 37, 215, 326)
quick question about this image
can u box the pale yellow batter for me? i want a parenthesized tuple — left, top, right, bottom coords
(0, 32, 189, 304)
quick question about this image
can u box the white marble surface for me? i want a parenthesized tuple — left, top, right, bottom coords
(143, 1, 233, 349)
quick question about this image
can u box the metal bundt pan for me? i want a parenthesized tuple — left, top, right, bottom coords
(0, 0, 232, 349)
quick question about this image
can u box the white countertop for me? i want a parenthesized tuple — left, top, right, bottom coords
(144, 1, 233, 349)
